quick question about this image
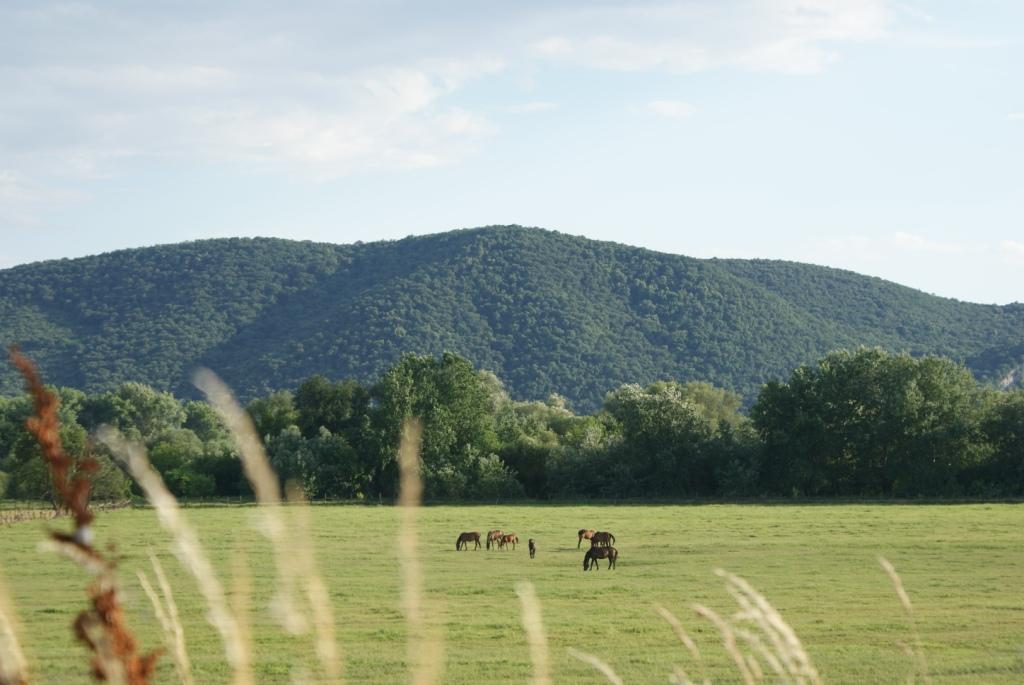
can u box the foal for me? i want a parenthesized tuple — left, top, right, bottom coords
(528, 539, 536, 559)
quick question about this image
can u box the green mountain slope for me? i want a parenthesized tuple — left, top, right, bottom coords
(1, 226, 1021, 409)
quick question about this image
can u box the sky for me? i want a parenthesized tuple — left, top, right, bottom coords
(1, 0, 1022, 304)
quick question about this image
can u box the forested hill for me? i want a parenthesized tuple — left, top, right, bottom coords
(1, 226, 1022, 410)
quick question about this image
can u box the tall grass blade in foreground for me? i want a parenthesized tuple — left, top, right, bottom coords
(285, 483, 343, 683)
(567, 648, 624, 685)
(193, 369, 308, 635)
(720, 568, 820, 685)
(515, 581, 551, 685)
(0, 573, 29, 685)
(879, 557, 932, 685)
(196, 368, 342, 682)
(11, 349, 158, 685)
(396, 418, 444, 685)
(137, 553, 194, 685)
(96, 427, 252, 685)
(655, 605, 709, 685)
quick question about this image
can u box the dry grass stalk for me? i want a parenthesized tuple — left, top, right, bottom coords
(396, 419, 443, 685)
(0, 574, 29, 685)
(285, 483, 343, 683)
(655, 605, 709, 685)
(193, 369, 309, 636)
(11, 350, 158, 685)
(96, 427, 251, 685)
(693, 604, 755, 685)
(230, 548, 253, 685)
(567, 648, 624, 685)
(732, 627, 786, 681)
(715, 569, 820, 685)
(138, 554, 194, 685)
(9, 348, 94, 529)
(878, 557, 932, 685)
(515, 581, 551, 685)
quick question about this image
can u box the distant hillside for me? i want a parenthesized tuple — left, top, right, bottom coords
(1, 226, 1022, 410)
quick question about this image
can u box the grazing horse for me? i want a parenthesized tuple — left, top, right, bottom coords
(486, 530, 503, 550)
(498, 533, 519, 550)
(590, 531, 615, 548)
(583, 545, 618, 571)
(577, 529, 596, 549)
(456, 531, 481, 551)
(528, 539, 536, 559)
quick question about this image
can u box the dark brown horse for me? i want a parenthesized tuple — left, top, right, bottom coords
(528, 539, 536, 559)
(486, 529, 503, 550)
(583, 546, 618, 570)
(498, 533, 519, 550)
(590, 531, 615, 547)
(456, 531, 481, 551)
(577, 529, 596, 549)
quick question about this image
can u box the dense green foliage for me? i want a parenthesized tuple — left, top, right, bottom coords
(1, 349, 1020, 503)
(2, 227, 1022, 410)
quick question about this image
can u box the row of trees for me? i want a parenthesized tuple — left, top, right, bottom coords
(1, 348, 1021, 503)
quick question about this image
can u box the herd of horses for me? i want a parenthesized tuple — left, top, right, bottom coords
(454, 527, 618, 570)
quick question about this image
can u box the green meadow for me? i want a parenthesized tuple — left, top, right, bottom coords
(1, 503, 1021, 684)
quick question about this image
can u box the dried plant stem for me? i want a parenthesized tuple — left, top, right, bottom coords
(0, 573, 29, 685)
(879, 557, 932, 685)
(693, 604, 756, 685)
(715, 569, 820, 685)
(138, 554, 194, 685)
(230, 548, 252, 685)
(567, 648, 624, 685)
(655, 605, 709, 685)
(12, 351, 157, 685)
(193, 369, 308, 635)
(396, 419, 443, 685)
(96, 427, 251, 685)
(515, 581, 551, 685)
(286, 484, 343, 683)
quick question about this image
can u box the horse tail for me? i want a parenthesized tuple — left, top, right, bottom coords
(610, 533, 616, 544)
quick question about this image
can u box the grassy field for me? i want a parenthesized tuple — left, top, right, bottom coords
(0, 503, 1021, 684)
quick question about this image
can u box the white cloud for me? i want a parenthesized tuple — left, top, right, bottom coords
(1008, 112, 1024, 121)
(1000, 240, 1024, 263)
(646, 100, 695, 119)
(502, 101, 558, 114)
(526, 1, 892, 75)
(0, 168, 88, 226)
(891, 231, 963, 254)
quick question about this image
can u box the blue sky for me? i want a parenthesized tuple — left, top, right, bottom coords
(1, 1, 1021, 303)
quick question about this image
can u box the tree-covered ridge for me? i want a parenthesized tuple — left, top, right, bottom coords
(1, 226, 1022, 409)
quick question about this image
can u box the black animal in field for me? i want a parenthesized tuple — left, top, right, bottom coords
(456, 531, 481, 550)
(528, 538, 536, 558)
(583, 545, 618, 571)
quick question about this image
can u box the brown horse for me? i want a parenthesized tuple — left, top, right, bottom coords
(498, 533, 519, 550)
(577, 529, 596, 549)
(456, 531, 481, 551)
(590, 531, 615, 547)
(528, 539, 536, 559)
(583, 546, 618, 571)
(486, 530, 503, 550)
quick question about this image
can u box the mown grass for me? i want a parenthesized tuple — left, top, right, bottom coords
(0, 503, 1021, 684)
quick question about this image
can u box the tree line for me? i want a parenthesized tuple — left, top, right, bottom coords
(1, 348, 1021, 503)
